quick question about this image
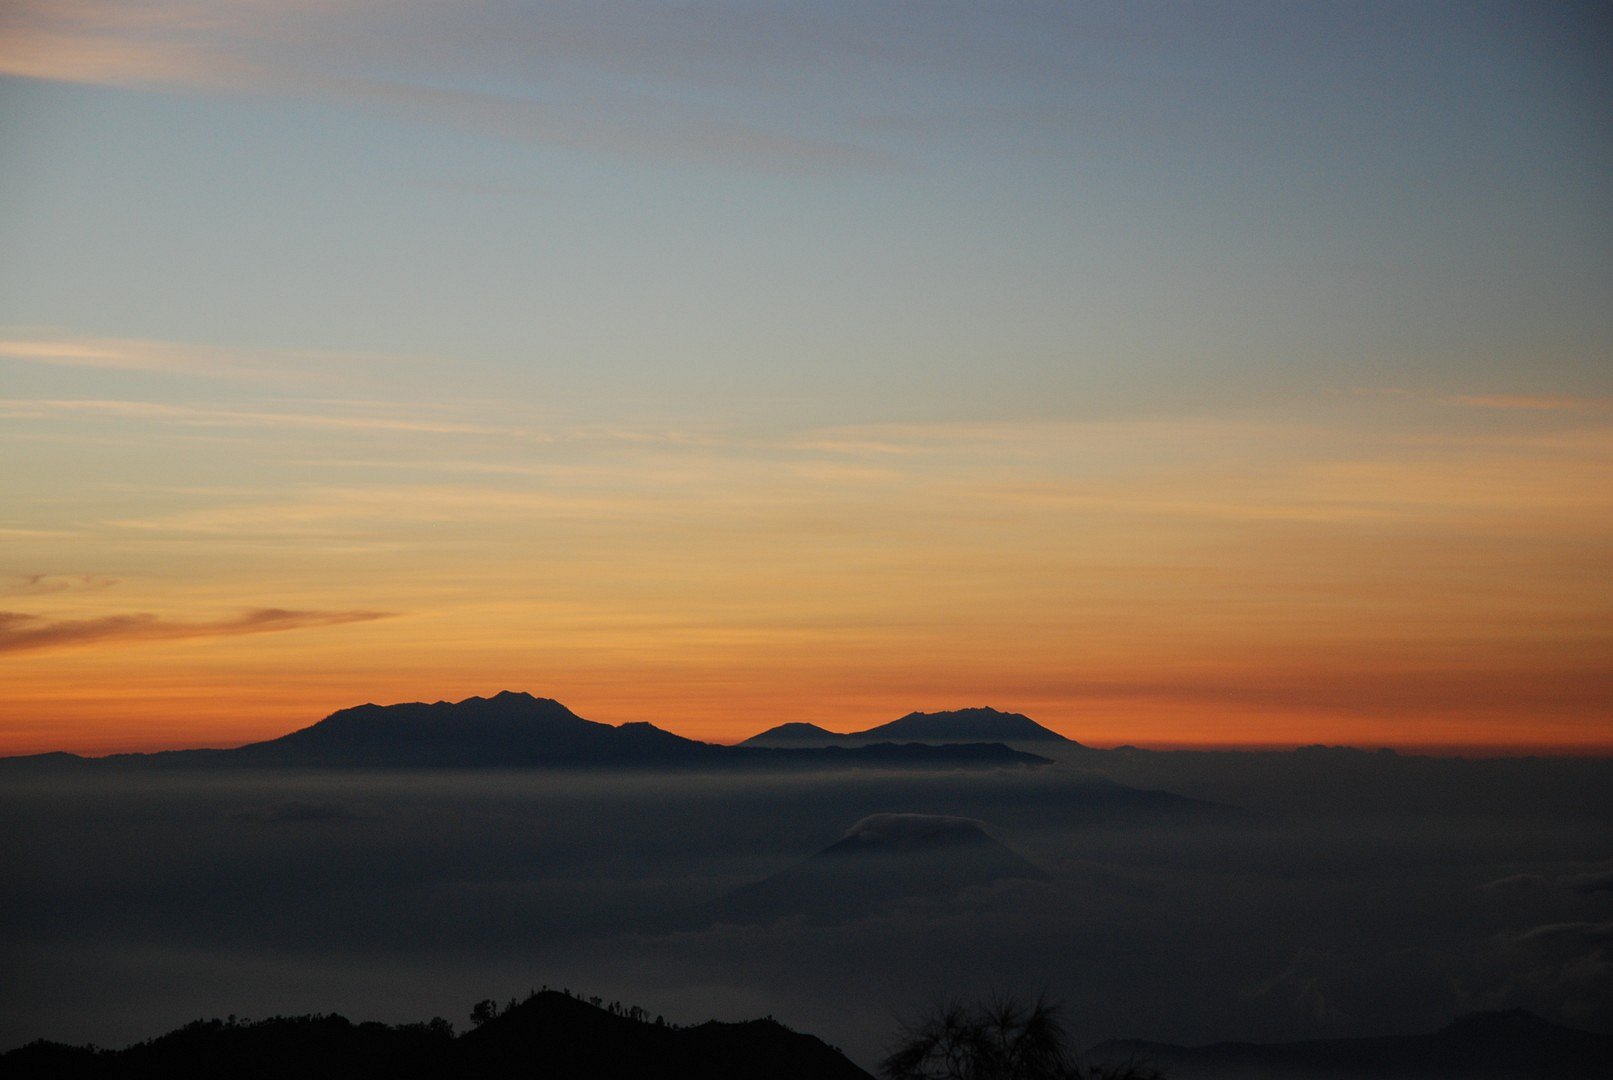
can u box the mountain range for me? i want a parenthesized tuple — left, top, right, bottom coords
(0, 693, 1052, 771)
(741, 706, 1075, 748)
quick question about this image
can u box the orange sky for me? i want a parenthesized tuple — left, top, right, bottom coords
(4, 394, 1609, 757)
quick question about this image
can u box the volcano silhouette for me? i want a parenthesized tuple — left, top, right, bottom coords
(699, 814, 1048, 926)
(0, 692, 1055, 772)
(230, 691, 719, 767)
(742, 707, 1076, 748)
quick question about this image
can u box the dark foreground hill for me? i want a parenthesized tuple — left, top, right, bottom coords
(1089, 1007, 1613, 1079)
(1, 990, 874, 1080)
(743, 706, 1076, 748)
(0, 692, 1050, 771)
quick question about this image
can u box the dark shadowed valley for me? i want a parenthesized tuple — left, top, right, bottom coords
(3, 694, 1611, 1077)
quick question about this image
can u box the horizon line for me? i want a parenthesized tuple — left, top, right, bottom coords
(7, 690, 1611, 761)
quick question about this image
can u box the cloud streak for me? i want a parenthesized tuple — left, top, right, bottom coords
(1, 573, 117, 599)
(0, 607, 393, 656)
(0, 574, 118, 598)
(0, 1, 894, 172)
(0, 336, 241, 379)
(0, 333, 397, 385)
(1444, 394, 1613, 413)
(0, 398, 515, 436)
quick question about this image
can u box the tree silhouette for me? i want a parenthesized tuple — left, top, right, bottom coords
(881, 995, 1160, 1080)
(469, 999, 500, 1028)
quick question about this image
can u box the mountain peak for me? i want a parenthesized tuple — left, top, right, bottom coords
(234, 693, 709, 767)
(838, 813, 991, 847)
(697, 812, 1048, 926)
(741, 708, 1076, 748)
(864, 708, 1075, 745)
(485, 690, 569, 707)
(736, 722, 842, 746)
(901, 706, 1015, 719)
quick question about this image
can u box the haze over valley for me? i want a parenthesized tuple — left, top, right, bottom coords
(4, 694, 1610, 1074)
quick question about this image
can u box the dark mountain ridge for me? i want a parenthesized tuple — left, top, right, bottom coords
(0, 989, 874, 1080)
(742, 706, 1076, 748)
(0, 692, 1051, 772)
(233, 692, 712, 767)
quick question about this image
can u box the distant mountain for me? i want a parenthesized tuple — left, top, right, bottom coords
(743, 721, 844, 745)
(230, 692, 717, 767)
(1089, 1007, 1613, 1079)
(696, 813, 1049, 926)
(866, 708, 1075, 744)
(0, 990, 874, 1080)
(742, 707, 1076, 748)
(0, 692, 1051, 772)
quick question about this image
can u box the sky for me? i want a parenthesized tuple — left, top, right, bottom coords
(1, 1, 1610, 754)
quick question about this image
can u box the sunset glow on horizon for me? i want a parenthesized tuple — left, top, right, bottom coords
(3, 3, 1609, 757)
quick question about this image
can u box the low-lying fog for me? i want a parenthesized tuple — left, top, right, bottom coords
(3, 750, 1610, 1070)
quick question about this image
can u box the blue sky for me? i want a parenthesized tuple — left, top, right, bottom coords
(5, 2, 1606, 419)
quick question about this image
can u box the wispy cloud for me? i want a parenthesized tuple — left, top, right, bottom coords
(1, 574, 118, 598)
(0, 527, 82, 540)
(0, 1, 892, 172)
(0, 398, 516, 436)
(0, 331, 433, 387)
(104, 484, 670, 536)
(0, 607, 392, 656)
(0, 0, 257, 88)
(0, 396, 771, 448)
(1443, 394, 1613, 413)
(0, 337, 208, 374)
